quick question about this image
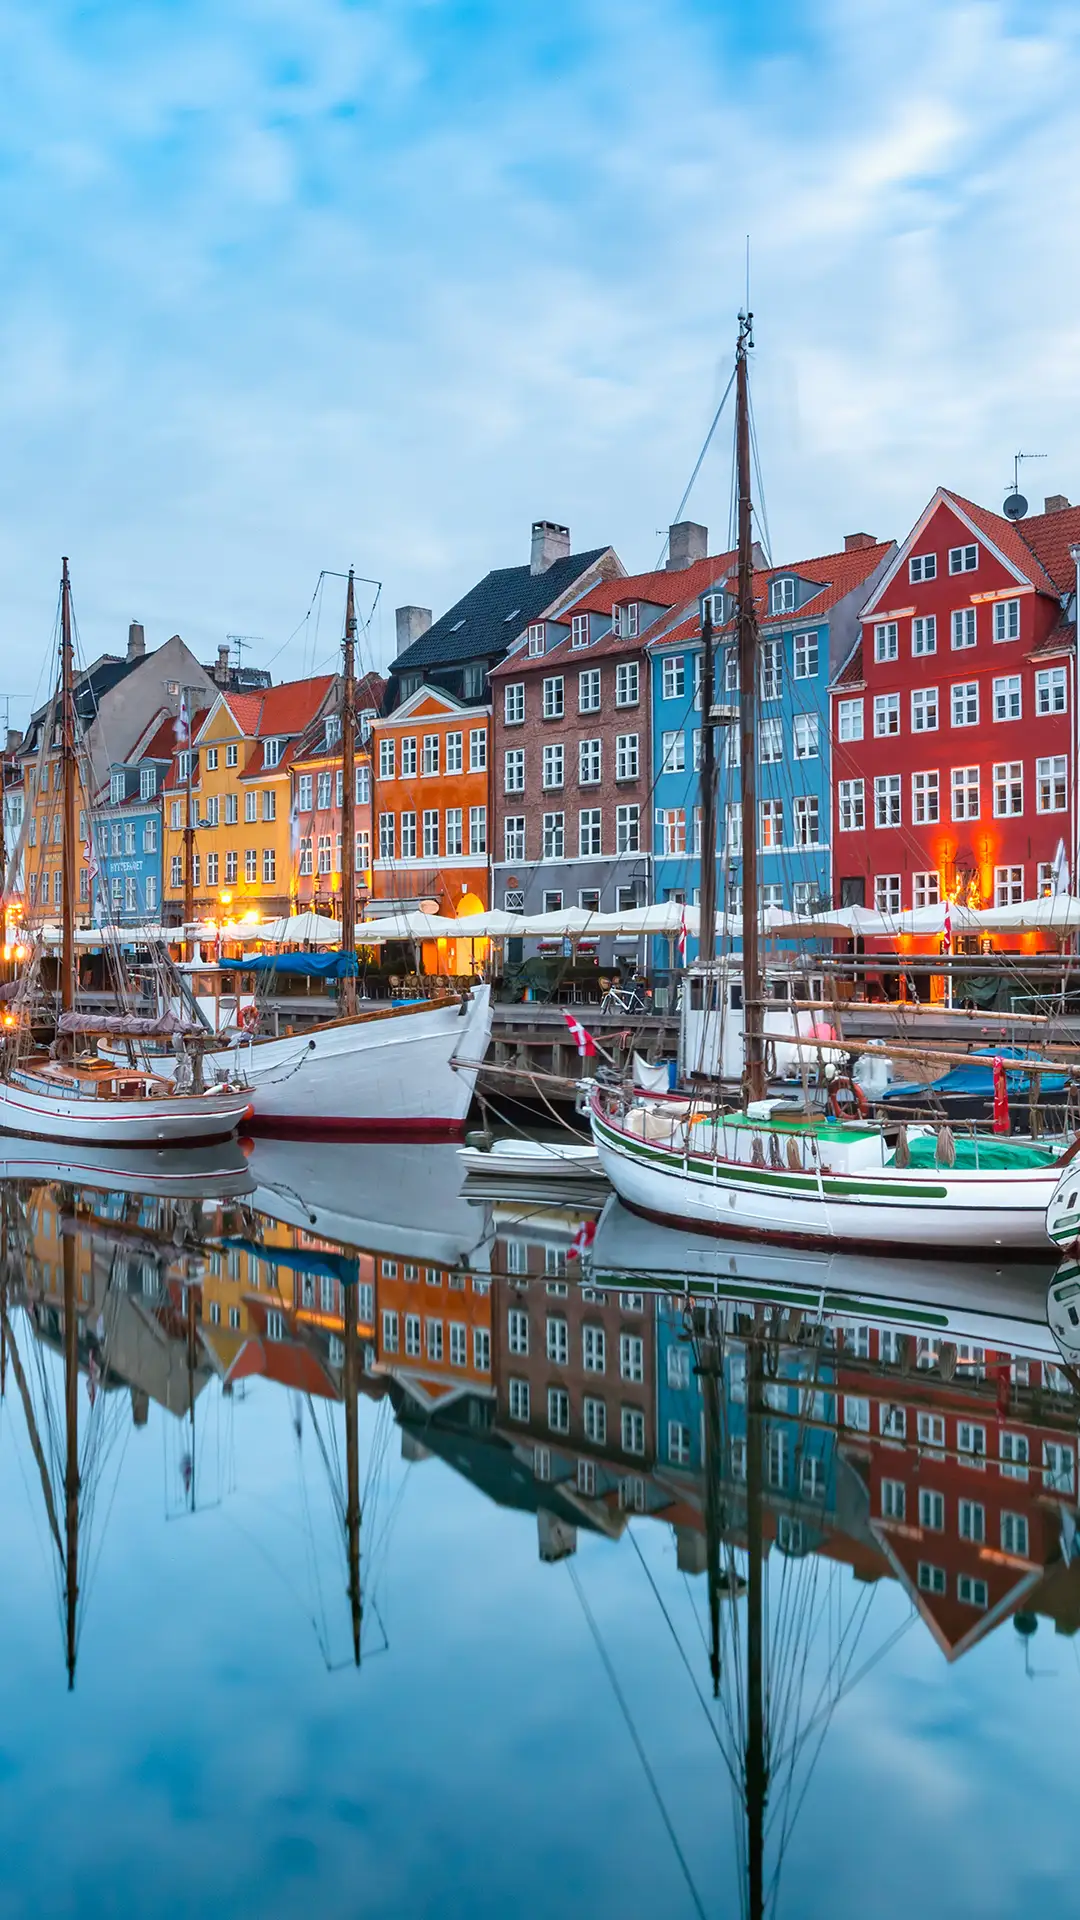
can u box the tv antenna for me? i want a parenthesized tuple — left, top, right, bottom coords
(225, 634, 261, 670)
(1002, 451, 1046, 521)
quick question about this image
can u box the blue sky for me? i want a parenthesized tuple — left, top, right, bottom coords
(2, 0, 1079, 712)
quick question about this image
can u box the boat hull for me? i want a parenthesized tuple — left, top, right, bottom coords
(0, 1078, 251, 1147)
(590, 1104, 1057, 1255)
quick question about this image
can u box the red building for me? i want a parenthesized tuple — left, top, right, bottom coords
(830, 489, 1080, 944)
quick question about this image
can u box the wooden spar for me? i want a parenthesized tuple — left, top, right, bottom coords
(790, 1000, 1062, 1025)
(340, 570, 358, 1021)
(62, 1208, 79, 1690)
(745, 1334, 766, 1920)
(735, 316, 765, 1105)
(343, 1279, 362, 1668)
(59, 560, 77, 1020)
(698, 607, 718, 970)
(183, 685, 196, 960)
(700, 1311, 723, 1697)
(763, 1027, 1080, 1077)
(186, 1276, 197, 1512)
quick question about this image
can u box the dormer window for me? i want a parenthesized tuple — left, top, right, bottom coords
(770, 576, 796, 615)
(571, 613, 590, 649)
(462, 662, 485, 698)
(400, 673, 422, 698)
(611, 604, 639, 640)
(528, 623, 545, 657)
(140, 768, 158, 800)
(701, 592, 725, 628)
(110, 772, 125, 805)
(324, 714, 341, 750)
(263, 737, 282, 768)
(359, 708, 375, 742)
(178, 750, 192, 781)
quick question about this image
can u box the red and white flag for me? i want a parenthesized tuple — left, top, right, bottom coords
(567, 1218, 596, 1262)
(175, 693, 190, 746)
(943, 898, 952, 954)
(563, 1010, 597, 1057)
(83, 837, 99, 881)
(677, 906, 688, 961)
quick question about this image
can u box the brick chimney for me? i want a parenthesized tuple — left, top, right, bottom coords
(844, 532, 876, 552)
(216, 644, 231, 684)
(6, 727, 22, 754)
(395, 606, 432, 651)
(127, 620, 145, 660)
(1044, 495, 1071, 515)
(530, 520, 571, 574)
(667, 521, 708, 571)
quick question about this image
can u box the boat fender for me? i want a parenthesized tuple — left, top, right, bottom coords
(827, 1075, 868, 1121)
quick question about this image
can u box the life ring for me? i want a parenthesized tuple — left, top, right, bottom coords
(827, 1074, 869, 1121)
(239, 1003, 259, 1033)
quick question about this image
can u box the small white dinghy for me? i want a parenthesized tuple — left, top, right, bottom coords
(458, 1136, 602, 1181)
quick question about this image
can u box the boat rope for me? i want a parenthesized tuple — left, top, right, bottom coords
(626, 1524, 742, 1790)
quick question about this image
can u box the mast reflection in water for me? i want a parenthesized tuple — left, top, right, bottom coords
(0, 1144, 1076, 1918)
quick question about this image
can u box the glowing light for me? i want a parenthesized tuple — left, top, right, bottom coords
(219, 891, 232, 907)
(2, 1014, 14, 1028)
(13, 945, 26, 961)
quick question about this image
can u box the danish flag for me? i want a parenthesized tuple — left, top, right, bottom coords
(943, 898, 952, 954)
(563, 1010, 597, 1057)
(677, 906, 688, 961)
(83, 837, 99, 881)
(567, 1218, 596, 1261)
(175, 693, 190, 746)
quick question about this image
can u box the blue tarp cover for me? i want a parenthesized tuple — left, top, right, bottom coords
(222, 1236, 360, 1287)
(883, 1044, 1068, 1100)
(216, 952, 359, 979)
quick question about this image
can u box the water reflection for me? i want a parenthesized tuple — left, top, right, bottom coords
(0, 1145, 1077, 1916)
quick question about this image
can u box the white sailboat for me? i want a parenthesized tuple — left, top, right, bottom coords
(589, 320, 1073, 1255)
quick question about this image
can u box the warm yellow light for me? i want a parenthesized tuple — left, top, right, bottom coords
(13, 945, 26, 960)
(241, 909, 260, 925)
(219, 891, 232, 907)
(2, 1014, 14, 1028)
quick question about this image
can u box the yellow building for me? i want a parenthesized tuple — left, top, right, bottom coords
(162, 676, 335, 924)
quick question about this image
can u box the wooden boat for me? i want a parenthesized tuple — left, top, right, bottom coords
(457, 1137, 602, 1180)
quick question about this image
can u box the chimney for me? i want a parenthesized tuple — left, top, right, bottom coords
(844, 532, 876, 552)
(5, 727, 22, 754)
(1044, 495, 1071, 515)
(530, 520, 571, 575)
(216, 643, 231, 684)
(667, 521, 708, 571)
(395, 605, 432, 652)
(127, 620, 145, 661)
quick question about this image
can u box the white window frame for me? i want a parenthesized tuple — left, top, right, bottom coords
(873, 693, 899, 737)
(948, 543, 978, 574)
(873, 622, 898, 663)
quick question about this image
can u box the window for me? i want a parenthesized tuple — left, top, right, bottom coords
(504, 816, 525, 861)
(668, 1421, 692, 1466)
(874, 693, 899, 737)
(994, 865, 1024, 905)
(874, 622, 898, 662)
(400, 812, 417, 858)
(578, 810, 601, 857)
(543, 677, 564, 720)
(469, 728, 486, 772)
(445, 808, 463, 856)
(542, 813, 564, 859)
(206, 852, 219, 886)
(793, 630, 818, 679)
(760, 639, 782, 700)
(1037, 755, 1068, 812)
(570, 612, 591, 648)
(993, 674, 1022, 722)
(666, 1344, 689, 1389)
(226, 742, 238, 768)
(422, 809, 439, 859)
(949, 765, 979, 821)
(169, 800, 182, 831)
(951, 681, 979, 728)
(621, 1407, 645, 1455)
(912, 770, 939, 824)
(473, 1327, 491, 1372)
(662, 656, 685, 702)
(445, 731, 463, 774)
(507, 1308, 529, 1355)
(655, 808, 686, 856)
(1001, 1511, 1029, 1558)
(547, 1387, 570, 1434)
(170, 855, 182, 888)
(761, 798, 784, 847)
(1043, 1441, 1075, 1493)
(528, 623, 545, 656)
(759, 717, 783, 762)
(579, 667, 601, 713)
(874, 873, 901, 914)
(949, 543, 978, 573)
(655, 728, 683, 776)
(918, 1562, 946, 1594)
(299, 836, 313, 876)
(378, 813, 395, 859)
(1035, 666, 1067, 714)
(581, 1325, 606, 1373)
(615, 734, 638, 782)
(838, 779, 864, 831)
(793, 796, 819, 846)
(958, 1574, 988, 1609)
(615, 804, 639, 854)
(542, 744, 563, 789)
(145, 876, 158, 910)
(356, 765, 370, 805)
(298, 773, 313, 812)
(379, 738, 395, 779)
(381, 1310, 399, 1354)
(504, 749, 524, 793)
(508, 1379, 530, 1422)
(469, 806, 486, 855)
(793, 713, 819, 759)
(838, 697, 863, 742)
(616, 661, 639, 706)
(620, 1333, 644, 1383)
(910, 614, 937, 657)
(1000, 1432, 1029, 1479)
(880, 1404, 906, 1439)
(262, 848, 276, 883)
(579, 738, 602, 785)
(770, 575, 796, 614)
(957, 1422, 986, 1464)
(546, 1316, 569, 1364)
(958, 1499, 985, 1543)
(912, 871, 940, 908)
(911, 687, 938, 732)
(951, 607, 976, 649)
(909, 551, 937, 582)
(420, 734, 438, 776)
(874, 774, 901, 828)
(504, 683, 525, 725)
(584, 1396, 607, 1445)
(140, 766, 158, 801)
(244, 790, 258, 823)
(918, 1488, 944, 1530)
(244, 848, 257, 881)
(993, 761, 1023, 816)
(426, 1319, 443, 1362)
(993, 597, 1020, 641)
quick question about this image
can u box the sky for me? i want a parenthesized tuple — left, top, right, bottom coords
(1, 0, 1079, 718)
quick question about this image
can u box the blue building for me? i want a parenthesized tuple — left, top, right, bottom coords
(92, 711, 173, 926)
(647, 538, 894, 964)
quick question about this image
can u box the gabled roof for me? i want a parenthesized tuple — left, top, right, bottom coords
(644, 540, 895, 651)
(372, 682, 484, 723)
(554, 551, 739, 623)
(391, 546, 616, 675)
(1013, 501, 1080, 594)
(861, 488, 1062, 619)
(291, 672, 385, 766)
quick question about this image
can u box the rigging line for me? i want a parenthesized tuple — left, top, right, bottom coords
(566, 1556, 709, 1920)
(746, 382, 772, 567)
(627, 1524, 742, 1789)
(657, 366, 738, 570)
(294, 1398, 334, 1665)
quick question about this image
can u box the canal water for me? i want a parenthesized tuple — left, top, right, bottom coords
(0, 1140, 1076, 1919)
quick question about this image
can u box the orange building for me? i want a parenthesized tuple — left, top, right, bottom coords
(290, 673, 383, 919)
(370, 687, 490, 970)
(372, 1249, 493, 1412)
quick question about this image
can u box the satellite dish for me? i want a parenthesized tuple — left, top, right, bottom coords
(1003, 491, 1028, 520)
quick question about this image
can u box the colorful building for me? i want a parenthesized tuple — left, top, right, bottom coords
(91, 710, 174, 925)
(290, 673, 383, 920)
(831, 490, 1080, 940)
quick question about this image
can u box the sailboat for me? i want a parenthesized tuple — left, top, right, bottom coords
(0, 562, 253, 1147)
(589, 322, 1072, 1254)
(143, 571, 492, 1139)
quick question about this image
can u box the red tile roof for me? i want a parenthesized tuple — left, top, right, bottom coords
(946, 492, 1060, 595)
(1015, 502, 1080, 595)
(141, 713, 182, 762)
(554, 551, 740, 622)
(228, 1335, 338, 1398)
(648, 540, 895, 646)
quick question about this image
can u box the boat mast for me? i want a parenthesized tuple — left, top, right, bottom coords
(340, 570, 358, 1020)
(735, 316, 766, 1104)
(744, 1332, 766, 1920)
(698, 606, 718, 970)
(59, 559, 77, 1019)
(183, 690, 196, 960)
(62, 1209, 80, 1689)
(342, 1277, 362, 1667)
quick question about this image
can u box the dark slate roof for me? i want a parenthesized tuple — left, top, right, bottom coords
(391, 547, 611, 675)
(21, 653, 144, 747)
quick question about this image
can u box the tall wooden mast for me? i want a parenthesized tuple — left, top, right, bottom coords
(62, 1207, 80, 1690)
(59, 559, 78, 1018)
(735, 315, 766, 1104)
(183, 691, 196, 959)
(342, 1278, 362, 1667)
(744, 1331, 766, 1920)
(339, 570, 358, 1020)
(697, 607, 718, 969)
